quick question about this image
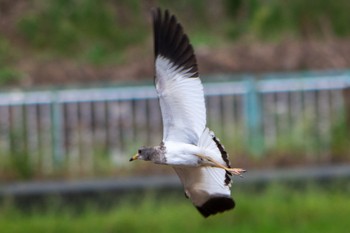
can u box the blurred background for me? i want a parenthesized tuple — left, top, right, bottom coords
(0, 0, 350, 232)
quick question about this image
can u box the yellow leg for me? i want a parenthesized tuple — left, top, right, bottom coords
(196, 154, 246, 176)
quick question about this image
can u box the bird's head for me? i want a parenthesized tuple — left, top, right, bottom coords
(129, 147, 153, 162)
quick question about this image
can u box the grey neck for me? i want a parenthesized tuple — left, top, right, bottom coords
(151, 143, 167, 164)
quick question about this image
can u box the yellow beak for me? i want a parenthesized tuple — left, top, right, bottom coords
(129, 153, 139, 162)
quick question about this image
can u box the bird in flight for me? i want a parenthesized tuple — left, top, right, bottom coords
(130, 8, 245, 218)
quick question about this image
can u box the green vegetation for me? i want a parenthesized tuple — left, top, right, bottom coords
(1, 108, 349, 180)
(0, 68, 22, 85)
(14, 0, 350, 59)
(18, 0, 146, 64)
(330, 114, 350, 160)
(0, 0, 350, 84)
(0, 184, 349, 232)
(224, 0, 350, 40)
(0, 36, 22, 85)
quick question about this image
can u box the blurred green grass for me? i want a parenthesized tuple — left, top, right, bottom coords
(1, 184, 349, 233)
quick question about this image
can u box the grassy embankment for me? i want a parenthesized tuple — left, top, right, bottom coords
(1, 184, 349, 233)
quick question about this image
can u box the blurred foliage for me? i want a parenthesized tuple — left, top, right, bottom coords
(0, 37, 22, 84)
(259, 107, 350, 164)
(330, 114, 350, 160)
(224, 0, 350, 40)
(4, 0, 350, 65)
(0, 37, 12, 64)
(267, 111, 329, 159)
(0, 184, 349, 232)
(16, 0, 350, 55)
(18, 0, 147, 64)
(0, 68, 22, 85)
(0, 130, 34, 180)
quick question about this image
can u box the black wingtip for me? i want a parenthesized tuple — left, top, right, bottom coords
(152, 7, 198, 77)
(196, 196, 235, 218)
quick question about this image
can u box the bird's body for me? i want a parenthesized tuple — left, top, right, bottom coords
(130, 8, 245, 218)
(161, 141, 203, 166)
(142, 141, 223, 167)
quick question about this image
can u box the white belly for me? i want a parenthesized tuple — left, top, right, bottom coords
(163, 141, 203, 166)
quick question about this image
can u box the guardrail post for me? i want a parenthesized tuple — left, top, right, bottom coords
(244, 77, 264, 156)
(51, 92, 63, 168)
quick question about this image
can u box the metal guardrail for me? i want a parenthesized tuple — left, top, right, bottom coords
(0, 70, 350, 176)
(2, 165, 350, 199)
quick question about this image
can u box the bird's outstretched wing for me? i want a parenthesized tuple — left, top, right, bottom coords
(173, 128, 234, 217)
(152, 8, 206, 144)
(174, 166, 234, 217)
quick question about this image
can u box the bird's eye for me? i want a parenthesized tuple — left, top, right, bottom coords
(138, 149, 141, 154)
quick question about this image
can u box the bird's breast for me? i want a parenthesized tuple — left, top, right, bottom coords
(162, 141, 202, 166)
